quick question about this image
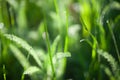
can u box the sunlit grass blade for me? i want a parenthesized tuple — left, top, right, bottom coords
(56, 9, 69, 80)
(98, 49, 119, 77)
(3, 34, 42, 68)
(55, 52, 71, 60)
(51, 35, 61, 55)
(53, 0, 59, 15)
(24, 66, 40, 74)
(17, 1, 27, 29)
(22, 66, 43, 80)
(21, 66, 42, 80)
(64, 9, 69, 53)
(79, 16, 98, 59)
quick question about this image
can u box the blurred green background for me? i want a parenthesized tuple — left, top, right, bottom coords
(0, 0, 120, 80)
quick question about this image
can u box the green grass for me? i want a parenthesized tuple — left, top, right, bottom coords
(0, 0, 120, 80)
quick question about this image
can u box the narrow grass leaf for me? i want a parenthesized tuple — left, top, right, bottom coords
(80, 39, 93, 47)
(23, 66, 43, 80)
(51, 35, 60, 55)
(101, 65, 115, 80)
(98, 49, 119, 75)
(53, 0, 59, 15)
(55, 52, 71, 60)
(3, 34, 42, 68)
(44, 17, 56, 79)
(64, 9, 69, 53)
(9, 44, 30, 69)
(79, 16, 98, 59)
(3, 65, 6, 80)
(23, 66, 41, 75)
(107, 21, 120, 63)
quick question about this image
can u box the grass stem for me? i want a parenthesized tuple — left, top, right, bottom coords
(3, 65, 6, 80)
(44, 16, 56, 79)
(64, 9, 69, 52)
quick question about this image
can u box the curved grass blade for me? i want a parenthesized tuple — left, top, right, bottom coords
(24, 66, 41, 75)
(98, 49, 119, 75)
(55, 52, 71, 60)
(22, 66, 43, 80)
(101, 65, 115, 80)
(51, 35, 61, 55)
(9, 44, 30, 69)
(79, 16, 98, 59)
(3, 34, 42, 68)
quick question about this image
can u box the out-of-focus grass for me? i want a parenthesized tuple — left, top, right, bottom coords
(0, 0, 120, 80)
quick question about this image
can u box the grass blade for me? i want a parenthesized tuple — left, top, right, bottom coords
(79, 16, 98, 59)
(3, 34, 42, 68)
(64, 9, 69, 53)
(9, 44, 30, 69)
(55, 52, 71, 60)
(22, 66, 42, 80)
(3, 65, 6, 80)
(51, 35, 61, 55)
(44, 17, 56, 79)
(98, 49, 119, 75)
(107, 21, 120, 63)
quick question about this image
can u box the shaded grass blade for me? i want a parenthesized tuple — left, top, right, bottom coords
(98, 49, 119, 77)
(3, 65, 6, 80)
(107, 21, 120, 63)
(9, 44, 30, 69)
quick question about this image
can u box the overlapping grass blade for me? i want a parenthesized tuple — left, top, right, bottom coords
(3, 34, 42, 68)
(44, 17, 56, 79)
(51, 35, 61, 55)
(22, 66, 43, 80)
(107, 21, 120, 63)
(98, 49, 119, 75)
(79, 16, 98, 59)
(55, 52, 71, 60)
(9, 44, 30, 69)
